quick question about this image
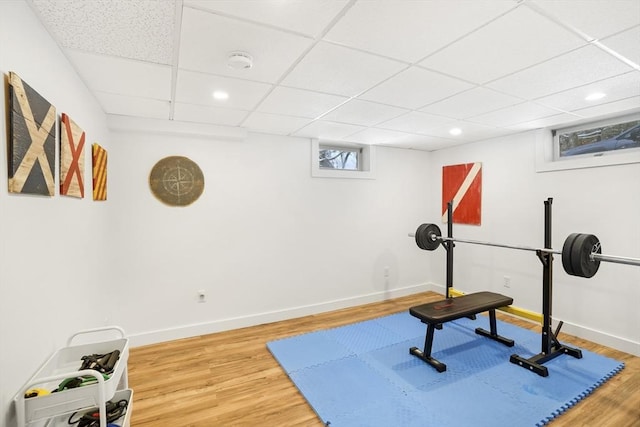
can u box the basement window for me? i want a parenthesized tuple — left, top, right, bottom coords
(319, 146, 360, 171)
(311, 139, 376, 179)
(535, 113, 640, 172)
(556, 117, 640, 159)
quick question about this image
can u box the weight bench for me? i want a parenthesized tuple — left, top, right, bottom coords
(409, 291, 515, 372)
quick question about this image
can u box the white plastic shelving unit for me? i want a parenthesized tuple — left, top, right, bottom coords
(14, 326, 133, 427)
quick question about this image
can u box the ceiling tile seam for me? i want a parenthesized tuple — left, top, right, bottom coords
(340, 118, 496, 144)
(530, 70, 640, 105)
(504, 113, 585, 130)
(182, 5, 315, 40)
(63, 47, 174, 67)
(473, 42, 618, 92)
(374, 119, 502, 137)
(287, 71, 487, 139)
(93, 90, 171, 103)
(238, 0, 359, 130)
(339, 127, 417, 142)
(170, 0, 185, 121)
(523, 0, 597, 41)
(284, 62, 451, 135)
(318, 39, 411, 67)
(572, 96, 640, 115)
(524, 0, 639, 71)
(466, 109, 572, 129)
(172, 100, 252, 115)
(406, 1, 525, 66)
(592, 40, 640, 71)
(290, 109, 409, 130)
(176, 65, 280, 87)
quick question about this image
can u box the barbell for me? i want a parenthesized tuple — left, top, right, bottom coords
(410, 223, 640, 278)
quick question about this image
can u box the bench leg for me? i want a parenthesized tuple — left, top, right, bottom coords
(409, 323, 447, 372)
(475, 309, 515, 347)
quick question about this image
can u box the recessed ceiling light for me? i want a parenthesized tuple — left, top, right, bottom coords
(449, 128, 462, 136)
(212, 90, 229, 100)
(585, 92, 606, 101)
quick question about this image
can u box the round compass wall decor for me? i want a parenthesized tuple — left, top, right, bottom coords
(149, 156, 204, 206)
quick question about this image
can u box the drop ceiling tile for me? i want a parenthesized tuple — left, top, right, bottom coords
(175, 70, 272, 110)
(469, 101, 563, 127)
(573, 96, 640, 118)
(487, 45, 635, 99)
(536, 72, 640, 112)
(257, 87, 347, 119)
(242, 112, 311, 135)
(324, 0, 516, 63)
(420, 6, 586, 84)
(31, 0, 175, 63)
(179, 7, 313, 84)
(528, 0, 640, 40)
(346, 128, 416, 145)
(360, 67, 474, 109)
(378, 111, 456, 135)
(282, 42, 406, 97)
(66, 50, 172, 100)
(293, 120, 366, 140)
(173, 102, 248, 126)
(426, 121, 514, 142)
(95, 92, 170, 119)
(600, 26, 640, 67)
(184, 0, 348, 38)
(506, 112, 583, 131)
(421, 87, 523, 119)
(386, 133, 456, 150)
(321, 99, 408, 127)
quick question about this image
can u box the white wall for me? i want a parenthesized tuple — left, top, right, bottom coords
(427, 131, 640, 355)
(0, 4, 433, 426)
(0, 2, 113, 426)
(106, 127, 432, 345)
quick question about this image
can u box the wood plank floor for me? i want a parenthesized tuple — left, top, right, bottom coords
(128, 292, 640, 426)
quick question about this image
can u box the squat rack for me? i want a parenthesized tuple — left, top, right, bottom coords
(442, 198, 582, 377)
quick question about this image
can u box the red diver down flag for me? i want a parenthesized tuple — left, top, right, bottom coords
(442, 162, 482, 225)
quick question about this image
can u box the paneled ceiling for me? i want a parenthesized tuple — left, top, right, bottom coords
(28, 0, 640, 151)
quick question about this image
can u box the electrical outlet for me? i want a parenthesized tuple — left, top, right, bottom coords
(198, 289, 206, 302)
(503, 276, 511, 288)
(384, 266, 390, 278)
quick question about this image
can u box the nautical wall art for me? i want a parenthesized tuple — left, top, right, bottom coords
(60, 113, 85, 198)
(149, 156, 204, 206)
(442, 162, 482, 225)
(8, 72, 56, 196)
(92, 143, 107, 201)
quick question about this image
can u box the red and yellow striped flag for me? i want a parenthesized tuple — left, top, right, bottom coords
(92, 143, 107, 201)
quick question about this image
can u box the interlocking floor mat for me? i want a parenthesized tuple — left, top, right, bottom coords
(267, 312, 624, 427)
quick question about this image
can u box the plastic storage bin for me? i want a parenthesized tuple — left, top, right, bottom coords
(44, 388, 134, 427)
(15, 326, 130, 427)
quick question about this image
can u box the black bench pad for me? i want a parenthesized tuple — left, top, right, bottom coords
(410, 291, 513, 324)
(409, 291, 515, 372)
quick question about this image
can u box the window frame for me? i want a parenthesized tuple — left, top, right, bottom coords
(311, 139, 376, 179)
(535, 112, 640, 172)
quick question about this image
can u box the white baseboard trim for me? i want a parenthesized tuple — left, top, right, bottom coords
(128, 283, 431, 347)
(557, 322, 639, 357)
(429, 283, 640, 356)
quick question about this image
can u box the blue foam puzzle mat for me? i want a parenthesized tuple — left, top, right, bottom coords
(267, 312, 624, 427)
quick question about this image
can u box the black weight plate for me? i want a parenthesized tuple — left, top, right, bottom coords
(571, 233, 601, 278)
(561, 233, 579, 276)
(415, 223, 441, 251)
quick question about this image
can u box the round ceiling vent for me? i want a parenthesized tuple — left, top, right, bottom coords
(227, 51, 253, 70)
